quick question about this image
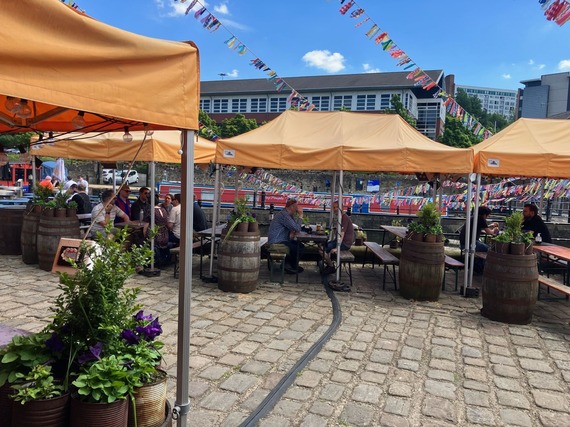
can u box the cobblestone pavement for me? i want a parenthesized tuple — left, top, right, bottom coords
(1, 254, 570, 427)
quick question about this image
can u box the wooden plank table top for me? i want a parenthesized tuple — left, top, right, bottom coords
(533, 243, 570, 261)
(380, 225, 408, 239)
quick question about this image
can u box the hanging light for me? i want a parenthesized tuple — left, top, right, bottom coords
(123, 126, 133, 143)
(31, 134, 43, 150)
(143, 123, 154, 136)
(4, 96, 20, 113)
(71, 111, 86, 129)
(46, 131, 56, 146)
(16, 99, 32, 119)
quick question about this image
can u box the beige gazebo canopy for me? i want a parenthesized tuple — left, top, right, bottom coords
(473, 118, 570, 178)
(0, 0, 199, 133)
(32, 131, 215, 164)
(215, 110, 473, 174)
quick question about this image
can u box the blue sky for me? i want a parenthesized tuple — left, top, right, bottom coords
(76, 0, 570, 91)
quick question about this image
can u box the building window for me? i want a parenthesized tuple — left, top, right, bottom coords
(200, 99, 211, 113)
(251, 98, 267, 113)
(416, 102, 440, 140)
(231, 98, 247, 113)
(333, 95, 352, 110)
(213, 99, 229, 113)
(311, 96, 330, 111)
(380, 94, 392, 110)
(270, 97, 287, 112)
(356, 94, 376, 111)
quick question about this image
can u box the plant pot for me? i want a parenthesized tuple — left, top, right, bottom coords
(510, 242, 525, 255)
(70, 396, 128, 427)
(128, 370, 168, 427)
(409, 232, 424, 241)
(525, 242, 534, 255)
(66, 208, 77, 218)
(355, 238, 364, 246)
(236, 222, 249, 233)
(389, 240, 399, 249)
(32, 204, 42, 214)
(54, 208, 67, 218)
(0, 383, 14, 427)
(42, 207, 54, 217)
(247, 221, 259, 233)
(11, 392, 70, 427)
(493, 241, 510, 254)
(435, 234, 444, 243)
(424, 233, 437, 243)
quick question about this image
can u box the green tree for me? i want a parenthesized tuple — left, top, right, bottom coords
(198, 110, 221, 140)
(0, 132, 33, 149)
(438, 115, 480, 148)
(220, 113, 258, 138)
(387, 94, 416, 127)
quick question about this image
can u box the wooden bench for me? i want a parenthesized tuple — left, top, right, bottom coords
(363, 241, 399, 290)
(263, 240, 289, 284)
(444, 255, 465, 291)
(538, 276, 570, 300)
(171, 239, 215, 279)
(338, 250, 355, 286)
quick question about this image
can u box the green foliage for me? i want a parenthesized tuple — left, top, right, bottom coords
(504, 211, 524, 243)
(407, 221, 426, 234)
(427, 224, 443, 236)
(220, 113, 259, 138)
(416, 203, 441, 228)
(12, 365, 65, 404)
(67, 200, 78, 210)
(198, 110, 221, 140)
(33, 184, 54, 203)
(53, 191, 69, 209)
(224, 196, 256, 241)
(438, 115, 480, 148)
(0, 133, 33, 149)
(72, 355, 134, 403)
(0, 333, 53, 387)
(492, 232, 511, 243)
(521, 231, 535, 245)
(387, 94, 416, 127)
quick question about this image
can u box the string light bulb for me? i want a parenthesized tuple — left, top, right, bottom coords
(4, 96, 20, 113)
(71, 111, 86, 129)
(16, 99, 32, 119)
(31, 134, 43, 150)
(46, 131, 55, 146)
(123, 126, 133, 143)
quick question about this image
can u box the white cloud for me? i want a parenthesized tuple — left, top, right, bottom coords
(538, 64, 546, 70)
(502, 73, 512, 80)
(302, 50, 345, 73)
(362, 64, 381, 73)
(214, 3, 230, 15)
(528, 59, 535, 65)
(227, 69, 239, 78)
(558, 59, 570, 71)
(165, 2, 190, 16)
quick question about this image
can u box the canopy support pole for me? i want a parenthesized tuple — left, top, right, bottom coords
(462, 174, 473, 295)
(150, 161, 156, 271)
(175, 130, 195, 427)
(209, 163, 220, 277)
(467, 173, 482, 290)
(334, 170, 343, 282)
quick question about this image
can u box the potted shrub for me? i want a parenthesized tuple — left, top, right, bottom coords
(425, 224, 444, 243)
(406, 220, 425, 241)
(224, 197, 256, 239)
(354, 228, 367, 246)
(491, 231, 511, 254)
(66, 200, 78, 218)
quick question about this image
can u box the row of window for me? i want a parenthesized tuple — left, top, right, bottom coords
(199, 93, 401, 114)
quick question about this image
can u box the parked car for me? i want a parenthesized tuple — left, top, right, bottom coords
(102, 168, 120, 184)
(115, 170, 139, 185)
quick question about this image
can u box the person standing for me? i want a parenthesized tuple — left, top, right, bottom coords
(522, 203, 552, 243)
(130, 187, 151, 223)
(167, 193, 181, 246)
(267, 199, 304, 274)
(323, 201, 354, 274)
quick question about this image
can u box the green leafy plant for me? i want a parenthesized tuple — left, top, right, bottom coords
(521, 230, 535, 245)
(223, 196, 256, 241)
(407, 220, 426, 235)
(32, 184, 54, 203)
(53, 191, 69, 209)
(416, 202, 441, 229)
(355, 228, 367, 240)
(12, 364, 65, 404)
(492, 231, 511, 243)
(427, 224, 443, 236)
(66, 200, 78, 210)
(0, 333, 54, 387)
(504, 211, 523, 243)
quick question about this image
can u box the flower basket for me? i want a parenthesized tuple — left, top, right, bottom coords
(128, 370, 168, 427)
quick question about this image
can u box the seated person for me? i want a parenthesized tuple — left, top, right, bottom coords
(193, 196, 208, 232)
(167, 194, 181, 247)
(267, 199, 304, 274)
(90, 189, 130, 239)
(323, 201, 354, 275)
(70, 183, 92, 225)
(459, 206, 499, 273)
(522, 203, 551, 243)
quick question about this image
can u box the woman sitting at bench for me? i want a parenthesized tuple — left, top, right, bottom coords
(323, 201, 354, 275)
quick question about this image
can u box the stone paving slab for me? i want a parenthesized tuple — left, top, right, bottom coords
(1, 254, 570, 426)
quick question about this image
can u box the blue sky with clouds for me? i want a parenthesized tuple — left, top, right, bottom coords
(76, 0, 570, 91)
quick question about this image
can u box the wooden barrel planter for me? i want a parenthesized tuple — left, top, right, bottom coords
(399, 239, 445, 301)
(218, 230, 261, 293)
(37, 215, 80, 271)
(0, 206, 26, 255)
(481, 251, 538, 325)
(21, 210, 41, 264)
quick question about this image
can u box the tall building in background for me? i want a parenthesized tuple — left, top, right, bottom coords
(454, 84, 517, 119)
(200, 70, 448, 140)
(518, 72, 570, 119)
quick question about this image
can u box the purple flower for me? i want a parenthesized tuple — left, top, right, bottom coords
(77, 342, 103, 365)
(136, 317, 162, 341)
(134, 310, 153, 322)
(45, 332, 64, 353)
(121, 329, 140, 345)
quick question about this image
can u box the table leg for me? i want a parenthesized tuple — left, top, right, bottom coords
(199, 235, 205, 279)
(296, 240, 300, 283)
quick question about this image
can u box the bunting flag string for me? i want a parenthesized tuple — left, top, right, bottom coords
(182, 1, 318, 112)
(540, 0, 570, 25)
(334, 0, 494, 140)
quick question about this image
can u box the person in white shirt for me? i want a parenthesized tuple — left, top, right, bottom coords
(77, 175, 89, 194)
(167, 194, 181, 246)
(90, 189, 130, 238)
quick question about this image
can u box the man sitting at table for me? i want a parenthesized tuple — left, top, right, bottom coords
(323, 200, 354, 275)
(522, 203, 552, 243)
(130, 187, 151, 224)
(268, 199, 304, 274)
(90, 189, 130, 239)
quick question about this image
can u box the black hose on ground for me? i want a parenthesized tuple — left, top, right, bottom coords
(238, 273, 342, 427)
